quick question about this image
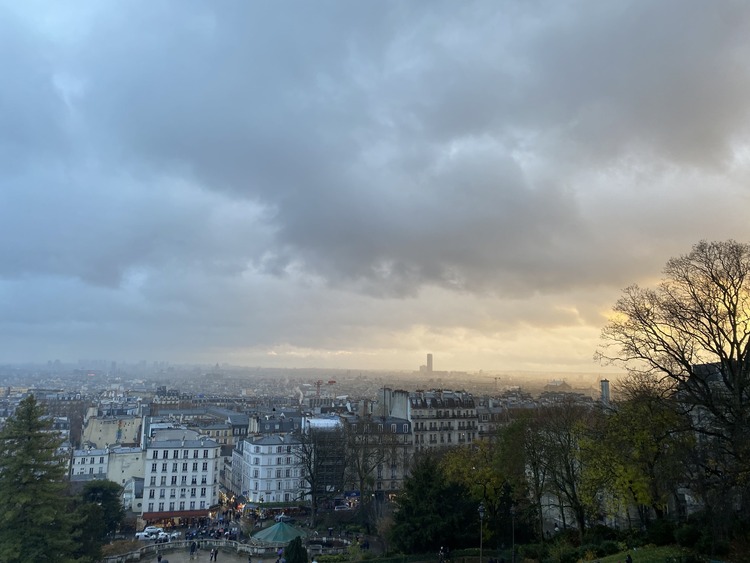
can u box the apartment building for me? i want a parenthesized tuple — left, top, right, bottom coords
(239, 434, 303, 505)
(141, 428, 220, 524)
(409, 389, 479, 453)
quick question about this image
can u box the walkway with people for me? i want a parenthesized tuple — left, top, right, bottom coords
(151, 549, 267, 563)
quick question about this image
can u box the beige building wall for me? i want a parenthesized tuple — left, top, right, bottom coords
(82, 416, 141, 448)
(107, 448, 146, 486)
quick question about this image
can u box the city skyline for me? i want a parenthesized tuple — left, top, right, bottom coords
(3, 2, 750, 372)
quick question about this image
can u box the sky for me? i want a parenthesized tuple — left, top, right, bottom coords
(3, 1, 750, 373)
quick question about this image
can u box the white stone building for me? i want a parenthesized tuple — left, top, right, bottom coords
(141, 428, 220, 524)
(240, 434, 303, 505)
(70, 447, 109, 481)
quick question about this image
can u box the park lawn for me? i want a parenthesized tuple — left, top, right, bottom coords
(594, 544, 693, 562)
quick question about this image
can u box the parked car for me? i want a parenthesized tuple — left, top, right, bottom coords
(169, 531, 181, 539)
(143, 526, 163, 534)
(275, 514, 294, 523)
(135, 531, 154, 541)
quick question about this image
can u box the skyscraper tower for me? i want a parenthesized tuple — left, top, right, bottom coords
(427, 353, 433, 373)
(600, 379, 610, 405)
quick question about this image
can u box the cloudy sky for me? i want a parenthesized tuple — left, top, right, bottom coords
(3, 1, 750, 372)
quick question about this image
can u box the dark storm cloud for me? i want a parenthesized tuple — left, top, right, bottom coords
(3, 0, 750, 367)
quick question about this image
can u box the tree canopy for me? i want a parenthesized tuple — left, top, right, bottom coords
(598, 239, 750, 542)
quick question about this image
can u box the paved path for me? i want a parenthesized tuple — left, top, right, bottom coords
(149, 549, 267, 563)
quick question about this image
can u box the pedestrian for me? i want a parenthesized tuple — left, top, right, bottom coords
(190, 540, 197, 560)
(625, 554, 633, 563)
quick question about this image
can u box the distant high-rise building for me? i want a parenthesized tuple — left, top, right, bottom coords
(427, 354, 433, 373)
(600, 379, 610, 405)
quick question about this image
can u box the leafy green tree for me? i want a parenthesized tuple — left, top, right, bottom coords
(285, 536, 308, 563)
(70, 480, 126, 561)
(0, 395, 77, 562)
(582, 375, 692, 529)
(79, 480, 125, 538)
(391, 453, 477, 554)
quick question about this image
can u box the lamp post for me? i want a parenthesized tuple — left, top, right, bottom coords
(510, 506, 515, 563)
(478, 502, 485, 563)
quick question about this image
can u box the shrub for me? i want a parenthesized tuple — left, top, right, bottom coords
(599, 540, 620, 555)
(646, 519, 674, 546)
(578, 544, 601, 558)
(674, 523, 701, 548)
(519, 543, 546, 560)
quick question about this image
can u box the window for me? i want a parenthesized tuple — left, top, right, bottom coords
(276, 469, 282, 478)
(174, 450, 179, 459)
(286, 457, 292, 464)
(179, 501, 185, 510)
(171, 476, 177, 485)
(181, 476, 187, 485)
(159, 489, 165, 498)
(254, 446, 260, 453)
(180, 488, 186, 498)
(158, 502, 164, 511)
(153, 450, 159, 459)
(277, 446, 283, 453)
(160, 476, 167, 486)
(203, 449, 209, 458)
(190, 501, 195, 510)
(200, 487, 206, 497)
(182, 462, 188, 471)
(391, 424, 396, 433)
(285, 469, 291, 478)
(183, 450, 189, 459)
(170, 489, 176, 498)
(148, 502, 154, 512)
(150, 476, 156, 486)
(151, 463, 157, 473)
(172, 463, 178, 472)
(201, 476, 207, 484)
(162, 463, 167, 472)
(191, 488, 196, 497)
(253, 457, 259, 465)
(149, 490, 155, 499)
(276, 457, 282, 465)
(193, 450, 199, 458)
(253, 469, 259, 478)
(169, 501, 175, 510)
(81, 457, 86, 464)
(99, 456, 104, 463)
(192, 462, 198, 472)
(200, 500, 206, 509)
(202, 462, 208, 471)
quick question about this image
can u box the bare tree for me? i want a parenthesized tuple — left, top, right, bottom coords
(296, 422, 346, 527)
(598, 240, 750, 516)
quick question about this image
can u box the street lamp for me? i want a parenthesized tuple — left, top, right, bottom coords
(510, 506, 516, 563)
(478, 502, 485, 563)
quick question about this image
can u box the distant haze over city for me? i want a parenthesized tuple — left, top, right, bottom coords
(3, 2, 750, 372)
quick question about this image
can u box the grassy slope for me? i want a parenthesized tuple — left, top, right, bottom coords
(594, 544, 692, 562)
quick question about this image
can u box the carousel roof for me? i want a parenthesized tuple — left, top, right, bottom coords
(252, 521, 307, 545)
